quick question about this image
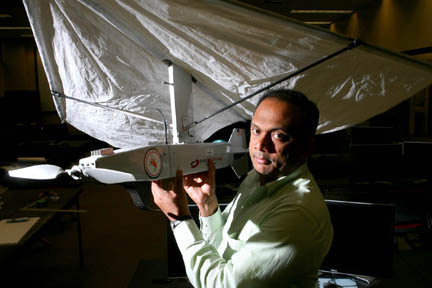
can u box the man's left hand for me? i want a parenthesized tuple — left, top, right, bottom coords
(151, 170, 191, 222)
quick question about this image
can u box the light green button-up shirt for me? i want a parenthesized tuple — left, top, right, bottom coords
(174, 163, 333, 288)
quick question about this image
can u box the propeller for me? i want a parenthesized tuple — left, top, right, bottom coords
(8, 164, 65, 180)
(8, 164, 84, 180)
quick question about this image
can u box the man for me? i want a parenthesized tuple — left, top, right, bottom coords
(151, 89, 333, 288)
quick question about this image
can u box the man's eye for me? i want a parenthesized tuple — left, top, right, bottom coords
(272, 132, 288, 141)
(251, 128, 259, 135)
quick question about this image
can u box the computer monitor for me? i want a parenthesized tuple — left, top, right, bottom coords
(321, 200, 395, 277)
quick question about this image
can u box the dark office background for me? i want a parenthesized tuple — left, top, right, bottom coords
(0, 0, 431, 287)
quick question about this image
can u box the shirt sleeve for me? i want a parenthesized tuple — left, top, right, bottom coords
(173, 205, 324, 288)
(199, 207, 224, 246)
(198, 198, 236, 245)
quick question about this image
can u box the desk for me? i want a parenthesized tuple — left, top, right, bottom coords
(129, 251, 432, 288)
(128, 259, 193, 288)
(0, 185, 84, 265)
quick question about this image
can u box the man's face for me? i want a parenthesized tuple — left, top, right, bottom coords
(249, 98, 302, 181)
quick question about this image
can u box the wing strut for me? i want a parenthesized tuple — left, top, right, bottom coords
(51, 91, 165, 125)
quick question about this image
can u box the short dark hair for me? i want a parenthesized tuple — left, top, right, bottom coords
(255, 89, 319, 138)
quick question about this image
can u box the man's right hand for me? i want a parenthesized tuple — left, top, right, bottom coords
(183, 159, 218, 217)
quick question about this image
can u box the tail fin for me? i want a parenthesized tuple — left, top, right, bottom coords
(228, 128, 248, 153)
(228, 128, 249, 178)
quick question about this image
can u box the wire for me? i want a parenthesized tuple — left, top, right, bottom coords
(185, 39, 362, 131)
(155, 108, 168, 144)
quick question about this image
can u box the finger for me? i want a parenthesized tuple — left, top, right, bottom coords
(184, 174, 199, 189)
(150, 181, 161, 202)
(208, 159, 216, 188)
(161, 177, 176, 191)
(175, 169, 184, 190)
(150, 181, 156, 192)
(183, 174, 191, 187)
(177, 169, 183, 177)
(208, 159, 216, 176)
(151, 180, 161, 191)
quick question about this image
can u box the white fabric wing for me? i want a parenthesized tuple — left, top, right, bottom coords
(23, 0, 432, 148)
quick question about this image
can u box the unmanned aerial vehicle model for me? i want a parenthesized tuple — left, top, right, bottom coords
(8, 64, 249, 184)
(8, 128, 248, 184)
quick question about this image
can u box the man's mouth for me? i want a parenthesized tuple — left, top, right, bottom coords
(254, 153, 271, 164)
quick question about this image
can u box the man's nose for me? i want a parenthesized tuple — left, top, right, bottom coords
(255, 133, 273, 152)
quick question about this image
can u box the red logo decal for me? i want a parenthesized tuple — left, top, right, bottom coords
(191, 160, 200, 168)
(151, 158, 157, 168)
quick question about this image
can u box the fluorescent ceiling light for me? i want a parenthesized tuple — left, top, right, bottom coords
(305, 22, 333, 25)
(0, 27, 32, 30)
(291, 10, 354, 14)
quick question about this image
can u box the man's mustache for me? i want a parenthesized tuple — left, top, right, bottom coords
(253, 152, 271, 162)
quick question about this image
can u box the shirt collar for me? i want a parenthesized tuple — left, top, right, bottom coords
(253, 162, 309, 197)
